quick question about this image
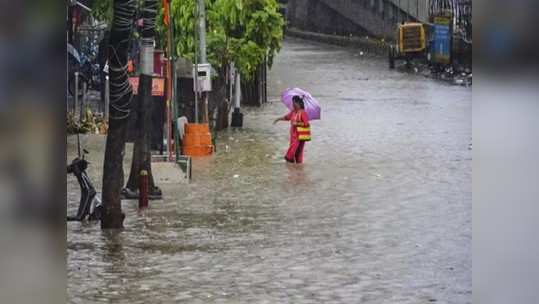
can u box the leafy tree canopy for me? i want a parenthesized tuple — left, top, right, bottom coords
(91, 0, 284, 78)
(170, 0, 283, 78)
(91, 0, 144, 25)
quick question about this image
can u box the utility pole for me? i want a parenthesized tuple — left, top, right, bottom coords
(193, 2, 199, 123)
(198, 0, 207, 64)
(197, 0, 209, 123)
(165, 0, 174, 161)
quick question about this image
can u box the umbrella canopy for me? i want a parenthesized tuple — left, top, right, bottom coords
(281, 88, 321, 120)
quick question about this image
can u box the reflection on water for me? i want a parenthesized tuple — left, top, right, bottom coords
(68, 38, 471, 303)
(285, 163, 309, 189)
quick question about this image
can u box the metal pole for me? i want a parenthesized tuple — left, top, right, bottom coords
(104, 75, 110, 122)
(197, 0, 209, 123)
(198, 0, 207, 63)
(66, 3, 69, 115)
(74, 71, 79, 118)
(203, 91, 209, 123)
(194, 65, 199, 123)
(167, 62, 172, 162)
(229, 62, 234, 106)
(235, 72, 241, 109)
(170, 10, 180, 162)
(80, 81, 87, 123)
(173, 64, 180, 161)
(166, 0, 173, 161)
(264, 58, 267, 104)
(193, 2, 199, 123)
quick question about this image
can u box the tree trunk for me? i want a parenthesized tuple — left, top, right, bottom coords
(210, 68, 229, 131)
(125, 75, 159, 192)
(125, 0, 161, 197)
(101, 0, 137, 229)
(241, 67, 262, 106)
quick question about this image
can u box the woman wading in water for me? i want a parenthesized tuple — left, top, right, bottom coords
(274, 95, 311, 163)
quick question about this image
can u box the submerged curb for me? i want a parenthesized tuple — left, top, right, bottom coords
(285, 27, 390, 56)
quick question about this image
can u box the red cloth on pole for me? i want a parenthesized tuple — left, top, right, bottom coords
(162, 0, 170, 26)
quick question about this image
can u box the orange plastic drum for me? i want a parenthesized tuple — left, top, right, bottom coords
(182, 123, 214, 156)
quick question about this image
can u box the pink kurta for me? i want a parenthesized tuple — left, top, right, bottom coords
(284, 110, 310, 163)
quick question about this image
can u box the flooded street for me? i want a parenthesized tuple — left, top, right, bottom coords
(68, 38, 471, 303)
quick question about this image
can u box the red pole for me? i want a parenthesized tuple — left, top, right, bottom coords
(167, 61, 173, 161)
(139, 170, 149, 209)
(166, 1, 173, 161)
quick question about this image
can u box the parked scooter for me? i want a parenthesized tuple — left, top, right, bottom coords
(67, 135, 102, 222)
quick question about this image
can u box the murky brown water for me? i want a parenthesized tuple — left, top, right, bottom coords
(68, 38, 471, 303)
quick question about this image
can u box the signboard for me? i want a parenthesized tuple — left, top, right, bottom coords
(128, 76, 165, 96)
(432, 16, 452, 64)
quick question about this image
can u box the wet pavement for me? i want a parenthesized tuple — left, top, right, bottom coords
(67, 37, 471, 303)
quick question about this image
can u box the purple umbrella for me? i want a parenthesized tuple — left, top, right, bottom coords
(281, 88, 321, 120)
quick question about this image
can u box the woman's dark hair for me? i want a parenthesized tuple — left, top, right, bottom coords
(292, 95, 305, 109)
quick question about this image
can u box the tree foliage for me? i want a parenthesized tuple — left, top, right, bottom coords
(90, 0, 284, 78)
(169, 0, 284, 78)
(91, 0, 144, 25)
(91, 0, 114, 23)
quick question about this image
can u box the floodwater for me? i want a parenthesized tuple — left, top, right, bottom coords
(67, 37, 471, 303)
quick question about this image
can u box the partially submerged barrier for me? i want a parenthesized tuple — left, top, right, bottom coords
(182, 123, 214, 156)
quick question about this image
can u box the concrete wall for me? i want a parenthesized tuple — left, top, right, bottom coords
(287, 0, 429, 39)
(287, 0, 370, 36)
(388, 0, 429, 22)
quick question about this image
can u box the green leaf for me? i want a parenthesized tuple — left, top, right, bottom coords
(171, 0, 283, 78)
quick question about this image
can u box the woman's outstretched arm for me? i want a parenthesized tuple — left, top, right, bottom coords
(273, 112, 292, 124)
(273, 116, 285, 124)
